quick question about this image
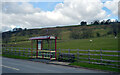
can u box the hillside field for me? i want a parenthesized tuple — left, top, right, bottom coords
(2, 24, 119, 50)
(4, 35, 118, 50)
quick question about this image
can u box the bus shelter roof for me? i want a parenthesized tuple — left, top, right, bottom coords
(29, 36, 57, 40)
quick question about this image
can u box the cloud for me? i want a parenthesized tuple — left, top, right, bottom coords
(118, 1, 120, 21)
(2, 0, 117, 32)
(2, 2, 41, 14)
(104, 0, 119, 16)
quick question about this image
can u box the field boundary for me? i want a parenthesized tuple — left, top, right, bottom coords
(58, 48, 120, 70)
(2, 47, 120, 70)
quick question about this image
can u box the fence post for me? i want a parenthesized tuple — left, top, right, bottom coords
(23, 48, 25, 57)
(60, 48, 62, 53)
(7, 48, 10, 55)
(68, 49, 70, 53)
(15, 47, 17, 56)
(100, 49, 102, 63)
(4, 47, 6, 55)
(5, 47, 7, 55)
(29, 48, 31, 58)
(88, 49, 90, 64)
(9, 47, 10, 55)
(18, 48, 20, 56)
(77, 49, 79, 62)
(58, 48, 61, 56)
(15, 48, 16, 56)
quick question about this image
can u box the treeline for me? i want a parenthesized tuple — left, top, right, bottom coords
(80, 19, 119, 26)
(2, 28, 62, 43)
(70, 23, 119, 39)
(2, 22, 119, 44)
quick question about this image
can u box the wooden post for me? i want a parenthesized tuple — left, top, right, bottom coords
(31, 40, 33, 58)
(60, 48, 62, 53)
(28, 48, 30, 57)
(5, 47, 6, 55)
(77, 49, 79, 62)
(42, 40, 44, 59)
(100, 49, 102, 63)
(88, 49, 90, 64)
(36, 40, 38, 59)
(8, 48, 10, 55)
(58, 48, 61, 60)
(15, 48, 16, 56)
(19, 48, 20, 56)
(50, 40, 52, 60)
(68, 49, 70, 53)
(59, 48, 61, 54)
(23, 48, 25, 56)
(55, 39, 57, 60)
(41, 40, 43, 50)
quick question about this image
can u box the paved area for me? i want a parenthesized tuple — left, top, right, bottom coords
(29, 58, 70, 65)
(49, 61, 70, 65)
(2, 57, 108, 73)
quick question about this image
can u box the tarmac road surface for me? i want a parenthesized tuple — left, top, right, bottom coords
(2, 57, 108, 73)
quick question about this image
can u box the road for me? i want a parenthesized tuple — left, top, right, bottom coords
(2, 57, 108, 73)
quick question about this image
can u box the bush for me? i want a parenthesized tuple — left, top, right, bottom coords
(96, 32, 100, 37)
(70, 28, 93, 39)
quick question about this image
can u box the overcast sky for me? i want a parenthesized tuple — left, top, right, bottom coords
(1, 0, 119, 32)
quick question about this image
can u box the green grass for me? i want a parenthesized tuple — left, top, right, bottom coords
(57, 35, 118, 50)
(4, 35, 118, 50)
(2, 24, 119, 73)
(61, 31, 71, 40)
(69, 62, 120, 73)
(7, 36, 118, 50)
(2, 54, 30, 59)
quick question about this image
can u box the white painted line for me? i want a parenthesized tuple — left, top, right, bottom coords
(1, 65, 20, 71)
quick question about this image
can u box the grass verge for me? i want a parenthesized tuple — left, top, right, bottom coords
(69, 62, 120, 73)
(2, 54, 30, 59)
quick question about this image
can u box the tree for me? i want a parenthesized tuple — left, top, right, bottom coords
(93, 20, 99, 25)
(70, 28, 93, 39)
(96, 32, 100, 37)
(81, 21, 87, 26)
(105, 19, 111, 25)
(115, 19, 119, 23)
(24, 28, 27, 31)
(111, 23, 118, 37)
(100, 20, 105, 25)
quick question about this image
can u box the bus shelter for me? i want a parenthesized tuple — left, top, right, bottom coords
(29, 36, 57, 60)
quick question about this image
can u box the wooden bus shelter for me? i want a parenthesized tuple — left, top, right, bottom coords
(29, 36, 57, 60)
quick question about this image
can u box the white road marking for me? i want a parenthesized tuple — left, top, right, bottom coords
(1, 65, 20, 71)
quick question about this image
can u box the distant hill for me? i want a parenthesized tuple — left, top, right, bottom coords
(2, 24, 119, 44)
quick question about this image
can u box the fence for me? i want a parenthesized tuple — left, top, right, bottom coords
(58, 48, 120, 69)
(2, 47, 55, 59)
(2, 47, 32, 57)
(2, 47, 120, 69)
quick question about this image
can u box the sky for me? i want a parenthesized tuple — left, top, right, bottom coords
(1, 0, 120, 32)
